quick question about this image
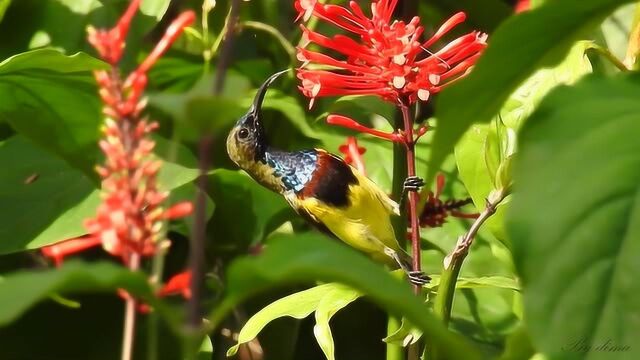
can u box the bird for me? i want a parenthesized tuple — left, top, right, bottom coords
(226, 70, 430, 285)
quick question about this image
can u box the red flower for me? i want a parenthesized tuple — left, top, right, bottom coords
(514, 0, 530, 13)
(419, 173, 478, 228)
(295, 0, 487, 106)
(41, 2, 194, 266)
(338, 136, 367, 175)
(157, 270, 192, 299)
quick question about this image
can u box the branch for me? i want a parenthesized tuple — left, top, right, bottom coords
(427, 187, 509, 359)
(187, 0, 242, 332)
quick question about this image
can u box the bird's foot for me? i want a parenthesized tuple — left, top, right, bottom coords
(403, 176, 425, 192)
(406, 270, 431, 286)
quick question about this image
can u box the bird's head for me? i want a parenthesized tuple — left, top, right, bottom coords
(227, 69, 288, 168)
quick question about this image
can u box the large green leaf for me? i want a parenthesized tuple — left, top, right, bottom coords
(507, 74, 640, 359)
(0, 49, 104, 173)
(0, 135, 201, 254)
(429, 0, 634, 181)
(0, 136, 99, 254)
(212, 232, 484, 360)
(455, 42, 592, 243)
(0, 261, 152, 326)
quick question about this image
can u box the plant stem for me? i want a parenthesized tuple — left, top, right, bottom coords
(427, 188, 508, 359)
(187, 0, 241, 334)
(240, 21, 296, 63)
(121, 253, 141, 360)
(399, 103, 421, 294)
(586, 43, 628, 72)
(386, 316, 404, 360)
(391, 111, 408, 248)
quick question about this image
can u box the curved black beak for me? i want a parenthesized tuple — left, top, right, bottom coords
(249, 69, 290, 117)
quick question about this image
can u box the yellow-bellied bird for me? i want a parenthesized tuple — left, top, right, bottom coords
(226, 70, 429, 285)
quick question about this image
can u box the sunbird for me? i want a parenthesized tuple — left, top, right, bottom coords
(226, 70, 429, 285)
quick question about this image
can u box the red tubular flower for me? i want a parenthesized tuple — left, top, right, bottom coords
(515, 0, 530, 13)
(327, 114, 403, 142)
(338, 136, 367, 175)
(157, 270, 192, 299)
(419, 173, 478, 228)
(295, 0, 487, 106)
(87, 0, 140, 64)
(41, 236, 102, 267)
(82, 4, 194, 263)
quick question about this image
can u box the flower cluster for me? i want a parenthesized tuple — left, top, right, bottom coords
(295, 0, 487, 107)
(42, 0, 195, 300)
(419, 174, 478, 228)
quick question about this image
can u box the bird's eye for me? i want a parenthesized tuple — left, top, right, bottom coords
(238, 128, 250, 140)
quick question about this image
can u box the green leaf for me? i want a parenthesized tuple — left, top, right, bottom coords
(0, 135, 201, 254)
(0, 136, 99, 254)
(0, 261, 152, 326)
(226, 283, 354, 357)
(383, 318, 422, 347)
(141, 0, 171, 20)
(507, 73, 640, 360)
(196, 336, 214, 360)
(429, 0, 633, 181)
(426, 275, 520, 292)
(455, 41, 592, 243)
(0, 0, 11, 23)
(208, 169, 293, 253)
(214, 232, 484, 360)
(0, 49, 105, 173)
(600, 3, 637, 61)
(313, 284, 361, 360)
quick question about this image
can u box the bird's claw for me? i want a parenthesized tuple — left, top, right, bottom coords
(407, 270, 431, 286)
(403, 176, 425, 192)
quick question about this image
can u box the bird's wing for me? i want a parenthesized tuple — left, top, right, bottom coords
(352, 170, 400, 216)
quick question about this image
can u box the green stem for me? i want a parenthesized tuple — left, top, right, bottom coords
(240, 21, 296, 63)
(586, 43, 628, 72)
(426, 188, 508, 359)
(386, 316, 404, 360)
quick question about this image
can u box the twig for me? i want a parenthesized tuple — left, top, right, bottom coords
(427, 187, 509, 359)
(586, 43, 628, 72)
(187, 0, 242, 332)
(444, 188, 508, 269)
(240, 21, 296, 63)
(122, 253, 141, 360)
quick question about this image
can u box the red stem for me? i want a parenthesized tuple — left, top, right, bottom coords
(121, 252, 141, 360)
(400, 103, 421, 294)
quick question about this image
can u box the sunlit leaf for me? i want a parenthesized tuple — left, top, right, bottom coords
(455, 41, 592, 243)
(313, 284, 361, 360)
(226, 283, 354, 357)
(215, 232, 484, 360)
(430, 0, 634, 181)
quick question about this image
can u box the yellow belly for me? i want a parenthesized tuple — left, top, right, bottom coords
(287, 169, 401, 264)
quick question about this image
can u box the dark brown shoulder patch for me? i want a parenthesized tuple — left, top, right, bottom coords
(299, 151, 358, 207)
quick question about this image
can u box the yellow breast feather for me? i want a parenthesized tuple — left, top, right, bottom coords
(286, 166, 402, 264)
